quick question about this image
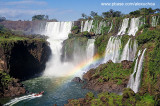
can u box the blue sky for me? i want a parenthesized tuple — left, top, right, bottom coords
(0, 0, 159, 21)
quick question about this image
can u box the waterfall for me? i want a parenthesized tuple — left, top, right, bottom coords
(43, 22, 74, 77)
(152, 16, 159, 27)
(121, 39, 137, 61)
(121, 39, 131, 60)
(103, 36, 121, 63)
(86, 39, 95, 61)
(74, 39, 95, 77)
(127, 50, 141, 90)
(93, 21, 106, 35)
(127, 17, 140, 36)
(108, 21, 113, 33)
(80, 21, 84, 32)
(81, 20, 93, 32)
(85, 39, 95, 71)
(128, 49, 146, 93)
(117, 18, 129, 35)
(103, 36, 137, 63)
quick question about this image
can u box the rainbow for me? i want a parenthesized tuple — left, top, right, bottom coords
(65, 53, 105, 78)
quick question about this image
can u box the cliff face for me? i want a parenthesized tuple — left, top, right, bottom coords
(0, 40, 51, 80)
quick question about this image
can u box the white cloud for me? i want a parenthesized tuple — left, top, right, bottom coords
(0, 8, 74, 20)
(0, 0, 47, 6)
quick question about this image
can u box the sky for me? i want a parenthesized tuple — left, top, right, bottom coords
(0, 0, 159, 21)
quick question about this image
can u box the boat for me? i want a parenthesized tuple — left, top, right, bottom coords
(33, 91, 44, 97)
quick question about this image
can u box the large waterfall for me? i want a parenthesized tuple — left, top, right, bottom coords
(43, 22, 74, 77)
(127, 17, 140, 36)
(118, 18, 129, 35)
(128, 49, 146, 93)
(103, 36, 137, 63)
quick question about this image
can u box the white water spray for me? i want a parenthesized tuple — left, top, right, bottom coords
(43, 22, 74, 77)
(4, 94, 42, 106)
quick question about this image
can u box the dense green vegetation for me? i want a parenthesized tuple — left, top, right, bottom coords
(69, 88, 156, 106)
(0, 71, 12, 88)
(89, 61, 133, 85)
(66, 8, 160, 106)
(129, 8, 159, 16)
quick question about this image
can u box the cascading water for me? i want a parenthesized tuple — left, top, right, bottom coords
(121, 39, 131, 60)
(81, 20, 93, 32)
(43, 22, 74, 77)
(92, 21, 107, 35)
(121, 39, 137, 61)
(133, 48, 146, 93)
(152, 16, 159, 27)
(86, 39, 95, 61)
(103, 36, 137, 63)
(128, 49, 146, 93)
(117, 18, 129, 35)
(79, 39, 95, 75)
(108, 21, 113, 33)
(127, 50, 141, 90)
(103, 36, 121, 63)
(127, 17, 140, 36)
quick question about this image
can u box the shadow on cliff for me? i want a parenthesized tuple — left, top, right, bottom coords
(9, 41, 51, 80)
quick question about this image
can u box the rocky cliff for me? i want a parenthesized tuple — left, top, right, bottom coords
(0, 40, 51, 80)
(0, 39, 51, 98)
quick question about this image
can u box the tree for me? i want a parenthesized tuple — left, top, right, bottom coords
(109, 9, 114, 17)
(90, 11, 98, 18)
(32, 15, 48, 21)
(113, 11, 122, 17)
(81, 13, 88, 19)
(102, 9, 122, 18)
(102, 12, 110, 18)
(129, 10, 140, 15)
(0, 17, 6, 22)
(148, 8, 156, 14)
(155, 8, 160, 13)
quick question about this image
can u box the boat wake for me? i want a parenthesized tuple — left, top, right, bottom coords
(4, 93, 42, 106)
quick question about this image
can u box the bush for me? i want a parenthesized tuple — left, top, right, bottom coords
(71, 26, 79, 31)
(136, 29, 160, 45)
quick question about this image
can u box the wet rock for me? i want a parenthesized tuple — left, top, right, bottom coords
(83, 69, 95, 81)
(72, 77, 84, 83)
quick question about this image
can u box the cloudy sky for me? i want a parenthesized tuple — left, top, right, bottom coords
(0, 0, 159, 21)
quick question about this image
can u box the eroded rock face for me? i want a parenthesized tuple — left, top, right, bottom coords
(121, 60, 133, 69)
(0, 71, 26, 98)
(2, 79, 26, 97)
(0, 40, 51, 80)
(82, 60, 132, 93)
